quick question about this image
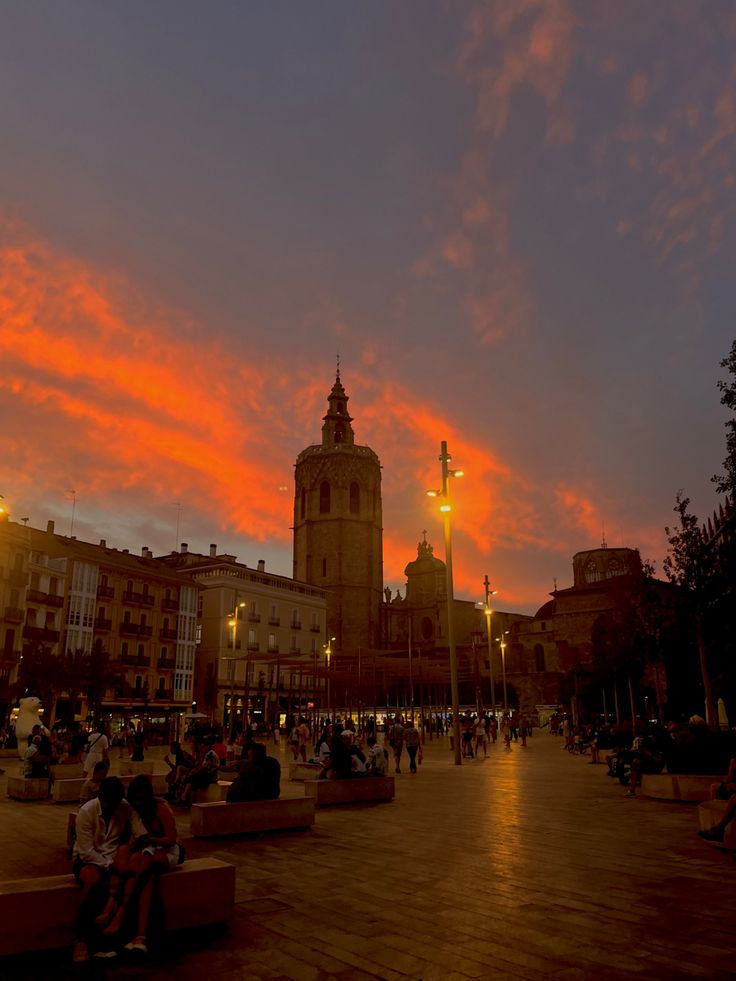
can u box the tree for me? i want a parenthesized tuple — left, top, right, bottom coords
(663, 493, 716, 726)
(712, 339, 736, 497)
(84, 640, 118, 725)
(16, 643, 63, 720)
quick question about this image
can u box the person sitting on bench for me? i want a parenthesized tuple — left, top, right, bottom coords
(699, 792, 736, 843)
(80, 759, 111, 804)
(227, 743, 281, 801)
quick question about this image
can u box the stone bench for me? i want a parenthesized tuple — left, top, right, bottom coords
(118, 759, 155, 775)
(697, 799, 736, 850)
(0, 857, 236, 957)
(190, 797, 315, 838)
(303, 776, 395, 806)
(289, 762, 323, 781)
(50, 763, 85, 779)
(193, 780, 232, 804)
(640, 773, 722, 802)
(52, 772, 168, 803)
(7, 776, 50, 800)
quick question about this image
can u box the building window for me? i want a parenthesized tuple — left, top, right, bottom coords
(300, 488, 306, 519)
(121, 642, 129, 657)
(137, 643, 144, 658)
(319, 481, 330, 514)
(421, 616, 433, 640)
(534, 644, 546, 672)
(584, 560, 601, 584)
(350, 482, 360, 514)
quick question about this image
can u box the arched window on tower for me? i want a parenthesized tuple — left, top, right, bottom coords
(319, 481, 330, 514)
(334, 423, 345, 444)
(350, 482, 360, 514)
(300, 488, 306, 520)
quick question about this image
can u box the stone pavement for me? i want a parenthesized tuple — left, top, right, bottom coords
(1, 733, 734, 980)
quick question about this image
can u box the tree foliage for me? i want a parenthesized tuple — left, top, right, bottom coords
(712, 338, 736, 497)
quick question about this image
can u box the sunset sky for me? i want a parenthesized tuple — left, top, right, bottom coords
(1, 1, 735, 613)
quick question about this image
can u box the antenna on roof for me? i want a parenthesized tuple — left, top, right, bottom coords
(336, 350, 341, 381)
(172, 502, 183, 550)
(66, 489, 77, 537)
(601, 521, 607, 549)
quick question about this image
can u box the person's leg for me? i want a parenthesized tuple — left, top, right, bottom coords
(105, 852, 150, 936)
(74, 863, 105, 959)
(407, 745, 417, 773)
(700, 794, 736, 840)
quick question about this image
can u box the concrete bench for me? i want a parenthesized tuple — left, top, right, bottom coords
(303, 776, 395, 806)
(193, 780, 232, 804)
(0, 857, 235, 957)
(289, 762, 323, 781)
(7, 776, 50, 800)
(50, 763, 85, 779)
(190, 797, 315, 838)
(118, 759, 155, 775)
(697, 799, 736, 849)
(52, 772, 168, 803)
(640, 773, 721, 802)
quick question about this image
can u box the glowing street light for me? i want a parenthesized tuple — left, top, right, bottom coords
(496, 630, 510, 713)
(225, 600, 246, 734)
(323, 636, 336, 718)
(483, 576, 498, 717)
(427, 440, 464, 766)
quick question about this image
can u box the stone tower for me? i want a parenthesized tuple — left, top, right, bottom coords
(293, 369, 383, 657)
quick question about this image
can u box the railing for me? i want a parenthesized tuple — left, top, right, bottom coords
(119, 622, 138, 636)
(153, 688, 172, 701)
(268, 617, 280, 626)
(120, 654, 151, 668)
(267, 645, 279, 654)
(4, 607, 24, 623)
(94, 618, 112, 631)
(248, 613, 261, 623)
(157, 658, 176, 670)
(247, 642, 259, 652)
(139, 593, 155, 607)
(22, 625, 60, 643)
(159, 628, 178, 640)
(26, 588, 63, 606)
(97, 585, 115, 599)
(138, 625, 153, 638)
(290, 620, 302, 629)
(161, 597, 179, 611)
(122, 590, 141, 604)
(310, 624, 321, 632)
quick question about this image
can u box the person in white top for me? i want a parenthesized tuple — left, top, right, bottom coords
(71, 776, 146, 962)
(83, 723, 109, 777)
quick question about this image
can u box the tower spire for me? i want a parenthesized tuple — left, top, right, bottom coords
(321, 365, 354, 446)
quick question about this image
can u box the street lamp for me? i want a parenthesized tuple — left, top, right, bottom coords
(323, 636, 336, 719)
(226, 600, 246, 735)
(483, 577, 498, 717)
(427, 439, 464, 766)
(496, 630, 510, 713)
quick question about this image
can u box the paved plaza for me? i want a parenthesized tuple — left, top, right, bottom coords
(1, 731, 734, 980)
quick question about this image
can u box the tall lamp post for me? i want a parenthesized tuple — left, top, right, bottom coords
(496, 630, 510, 713)
(427, 440, 464, 766)
(483, 576, 498, 718)
(227, 600, 246, 736)
(323, 636, 335, 719)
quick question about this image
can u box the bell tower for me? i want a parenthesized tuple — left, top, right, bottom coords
(293, 368, 383, 657)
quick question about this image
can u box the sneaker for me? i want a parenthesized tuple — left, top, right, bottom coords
(93, 949, 118, 959)
(125, 936, 148, 954)
(699, 827, 724, 842)
(72, 941, 90, 963)
(624, 790, 636, 797)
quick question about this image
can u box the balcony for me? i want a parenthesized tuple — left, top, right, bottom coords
(4, 607, 24, 623)
(309, 624, 321, 633)
(247, 642, 259, 652)
(268, 617, 280, 626)
(97, 584, 115, 599)
(119, 622, 139, 636)
(112, 683, 149, 702)
(290, 620, 302, 629)
(159, 628, 178, 640)
(162, 597, 179, 611)
(267, 645, 280, 654)
(138, 625, 153, 638)
(22, 625, 60, 643)
(120, 654, 151, 668)
(26, 588, 63, 607)
(157, 657, 176, 670)
(0, 649, 21, 664)
(94, 617, 112, 632)
(248, 613, 261, 623)
(122, 590, 141, 605)
(153, 688, 172, 701)
(289, 647, 302, 655)
(140, 593, 154, 607)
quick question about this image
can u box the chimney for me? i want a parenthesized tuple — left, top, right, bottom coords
(122, 549, 129, 554)
(47, 520, 55, 534)
(210, 544, 217, 558)
(99, 539, 106, 548)
(141, 546, 148, 556)
(181, 543, 188, 554)
(257, 559, 265, 572)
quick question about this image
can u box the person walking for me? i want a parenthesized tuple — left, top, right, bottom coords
(389, 715, 405, 774)
(404, 719, 421, 773)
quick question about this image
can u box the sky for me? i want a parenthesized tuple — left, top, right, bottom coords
(1, 0, 735, 614)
